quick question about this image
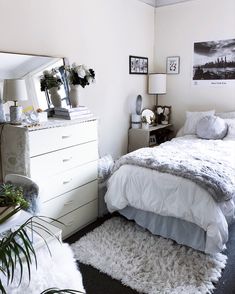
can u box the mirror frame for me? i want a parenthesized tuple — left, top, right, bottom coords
(0, 51, 70, 111)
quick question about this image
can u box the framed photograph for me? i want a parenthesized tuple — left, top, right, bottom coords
(192, 38, 235, 86)
(166, 56, 180, 74)
(129, 55, 148, 74)
(156, 105, 171, 125)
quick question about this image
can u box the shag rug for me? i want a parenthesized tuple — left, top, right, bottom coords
(1, 239, 85, 293)
(71, 217, 227, 294)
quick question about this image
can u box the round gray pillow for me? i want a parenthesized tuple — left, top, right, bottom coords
(196, 115, 228, 139)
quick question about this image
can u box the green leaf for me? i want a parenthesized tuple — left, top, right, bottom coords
(0, 216, 81, 293)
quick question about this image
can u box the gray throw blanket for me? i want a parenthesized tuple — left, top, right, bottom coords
(113, 136, 235, 202)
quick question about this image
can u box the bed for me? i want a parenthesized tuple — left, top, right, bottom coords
(104, 111, 235, 254)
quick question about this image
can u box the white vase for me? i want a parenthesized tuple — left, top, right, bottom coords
(49, 87, 62, 108)
(142, 122, 149, 130)
(69, 85, 80, 108)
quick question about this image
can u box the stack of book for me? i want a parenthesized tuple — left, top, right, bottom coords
(54, 106, 93, 120)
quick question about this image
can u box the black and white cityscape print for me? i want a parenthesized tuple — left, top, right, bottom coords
(193, 38, 235, 82)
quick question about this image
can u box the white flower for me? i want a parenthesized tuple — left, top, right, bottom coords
(87, 76, 93, 84)
(77, 67, 86, 78)
(83, 64, 89, 71)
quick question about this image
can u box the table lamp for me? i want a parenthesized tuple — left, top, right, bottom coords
(3, 79, 28, 125)
(148, 73, 167, 106)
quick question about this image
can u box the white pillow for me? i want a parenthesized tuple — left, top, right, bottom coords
(196, 116, 228, 140)
(183, 110, 215, 135)
(176, 127, 184, 137)
(216, 111, 235, 119)
(223, 119, 235, 139)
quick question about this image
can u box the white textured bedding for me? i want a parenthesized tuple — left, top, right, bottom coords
(105, 135, 235, 254)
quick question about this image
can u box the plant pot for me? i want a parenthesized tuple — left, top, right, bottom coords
(0, 206, 21, 224)
(49, 87, 62, 108)
(69, 84, 80, 108)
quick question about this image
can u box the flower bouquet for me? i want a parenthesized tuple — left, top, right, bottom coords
(66, 63, 95, 88)
(40, 69, 63, 91)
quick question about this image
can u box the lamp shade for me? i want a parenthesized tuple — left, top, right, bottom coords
(148, 73, 167, 94)
(3, 79, 28, 102)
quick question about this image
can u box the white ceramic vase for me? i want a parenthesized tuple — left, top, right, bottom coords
(142, 122, 149, 130)
(49, 87, 62, 108)
(69, 84, 80, 108)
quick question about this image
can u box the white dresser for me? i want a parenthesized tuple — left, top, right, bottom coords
(0, 118, 98, 239)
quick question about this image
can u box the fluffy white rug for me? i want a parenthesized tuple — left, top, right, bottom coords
(1, 239, 85, 293)
(71, 217, 227, 294)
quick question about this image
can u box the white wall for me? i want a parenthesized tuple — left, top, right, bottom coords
(155, 0, 235, 130)
(0, 0, 155, 158)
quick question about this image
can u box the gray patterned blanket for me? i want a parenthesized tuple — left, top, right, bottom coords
(113, 136, 235, 202)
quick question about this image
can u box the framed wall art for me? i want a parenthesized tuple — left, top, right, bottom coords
(166, 56, 180, 74)
(129, 55, 148, 74)
(192, 38, 235, 86)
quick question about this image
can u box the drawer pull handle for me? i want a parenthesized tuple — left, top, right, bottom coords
(63, 179, 72, 185)
(62, 157, 72, 163)
(62, 135, 71, 139)
(64, 201, 73, 206)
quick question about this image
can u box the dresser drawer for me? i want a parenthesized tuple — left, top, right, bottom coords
(53, 199, 98, 238)
(30, 141, 98, 178)
(41, 180, 97, 219)
(36, 161, 97, 202)
(29, 120, 97, 157)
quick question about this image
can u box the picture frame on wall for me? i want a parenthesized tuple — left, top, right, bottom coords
(166, 56, 180, 74)
(129, 55, 148, 74)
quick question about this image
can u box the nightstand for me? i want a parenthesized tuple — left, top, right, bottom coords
(128, 124, 173, 152)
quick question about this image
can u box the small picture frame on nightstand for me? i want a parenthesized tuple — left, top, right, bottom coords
(149, 135, 157, 146)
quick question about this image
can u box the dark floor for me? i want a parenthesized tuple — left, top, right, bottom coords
(65, 215, 235, 294)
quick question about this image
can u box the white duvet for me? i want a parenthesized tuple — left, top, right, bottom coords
(105, 135, 235, 254)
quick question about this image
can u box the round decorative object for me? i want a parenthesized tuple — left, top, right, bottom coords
(69, 84, 80, 108)
(49, 87, 62, 108)
(141, 109, 155, 124)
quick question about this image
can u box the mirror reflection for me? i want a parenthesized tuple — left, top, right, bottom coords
(0, 52, 68, 116)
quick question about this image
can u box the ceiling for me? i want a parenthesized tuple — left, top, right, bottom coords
(138, 0, 193, 7)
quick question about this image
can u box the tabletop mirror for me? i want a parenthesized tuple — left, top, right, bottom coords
(0, 52, 69, 117)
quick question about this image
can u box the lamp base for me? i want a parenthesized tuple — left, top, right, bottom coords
(10, 105, 23, 125)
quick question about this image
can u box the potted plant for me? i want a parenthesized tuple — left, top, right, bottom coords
(66, 63, 95, 108)
(141, 116, 149, 129)
(40, 69, 63, 108)
(0, 183, 29, 224)
(0, 183, 82, 293)
(40, 69, 63, 91)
